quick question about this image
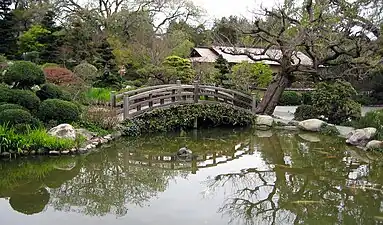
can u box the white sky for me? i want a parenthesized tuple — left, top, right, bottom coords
(192, 0, 282, 19)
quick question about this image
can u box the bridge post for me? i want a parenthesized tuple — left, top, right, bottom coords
(110, 91, 116, 107)
(176, 80, 181, 101)
(251, 93, 257, 114)
(193, 80, 199, 103)
(123, 93, 130, 120)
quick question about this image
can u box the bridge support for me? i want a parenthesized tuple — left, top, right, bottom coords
(110, 91, 116, 107)
(123, 93, 130, 120)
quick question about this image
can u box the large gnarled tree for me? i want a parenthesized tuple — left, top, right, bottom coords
(221, 0, 381, 114)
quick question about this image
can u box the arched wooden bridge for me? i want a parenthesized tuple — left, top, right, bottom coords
(110, 81, 258, 120)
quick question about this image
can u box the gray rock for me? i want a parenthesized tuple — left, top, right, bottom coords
(48, 124, 76, 139)
(75, 128, 96, 141)
(111, 131, 122, 139)
(30, 150, 36, 155)
(70, 148, 77, 152)
(177, 147, 192, 157)
(256, 115, 274, 127)
(366, 140, 383, 150)
(1, 152, 10, 157)
(104, 134, 113, 140)
(346, 127, 377, 146)
(298, 133, 321, 143)
(92, 141, 99, 146)
(85, 144, 93, 150)
(78, 148, 87, 153)
(298, 119, 326, 132)
(61, 150, 70, 154)
(100, 138, 108, 144)
(49, 150, 60, 155)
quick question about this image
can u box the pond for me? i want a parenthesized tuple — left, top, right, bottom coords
(1, 128, 383, 225)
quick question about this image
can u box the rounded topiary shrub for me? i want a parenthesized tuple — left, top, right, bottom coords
(11, 89, 40, 112)
(0, 109, 33, 126)
(36, 83, 67, 101)
(294, 105, 318, 121)
(38, 99, 81, 123)
(0, 103, 25, 112)
(3, 61, 45, 89)
(0, 85, 13, 103)
(73, 62, 98, 83)
(278, 91, 302, 106)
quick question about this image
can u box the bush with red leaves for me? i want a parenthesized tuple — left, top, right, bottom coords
(43, 67, 79, 85)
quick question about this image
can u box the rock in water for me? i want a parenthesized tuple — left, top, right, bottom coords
(48, 124, 76, 139)
(346, 127, 377, 146)
(256, 115, 274, 127)
(298, 119, 326, 132)
(177, 147, 192, 157)
(366, 140, 383, 150)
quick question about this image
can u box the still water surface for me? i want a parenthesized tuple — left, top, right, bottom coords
(1, 128, 383, 225)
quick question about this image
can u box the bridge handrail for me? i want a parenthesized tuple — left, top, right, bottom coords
(111, 80, 257, 120)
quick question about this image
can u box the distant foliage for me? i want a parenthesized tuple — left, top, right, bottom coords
(73, 62, 98, 83)
(230, 62, 272, 93)
(19, 25, 50, 53)
(4, 61, 45, 89)
(278, 91, 302, 106)
(214, 55, 230, 85)
(163, 55, 195, 83)
(38, 99, 81, 123)
(356, 109, 383, 140)
(312, 81, 361, 124)
(43, 67, 78, 85)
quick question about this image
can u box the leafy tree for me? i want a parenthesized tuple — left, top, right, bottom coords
(19, 25, 50, 54)
(43, 67, 78, 86)
(230, 61, 273, 93)
(214, 55, 230, 86)
(163, 55, 195, 83)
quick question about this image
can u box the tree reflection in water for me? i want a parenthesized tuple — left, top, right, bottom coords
(206, 131, 383, 225)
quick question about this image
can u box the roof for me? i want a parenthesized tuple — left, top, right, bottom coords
(190, 46, 313, 66)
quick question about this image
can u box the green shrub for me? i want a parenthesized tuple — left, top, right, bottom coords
(278, 91, 302, 106)
(84, 88, 111, 104)
(0, 103, 25, 112)
(294, 105, 318, 121)
(11, 89, 40, 112)
(312, 81, 361, 124)
(354, 93, 377, 106)
(40, 63, 59, 69)
(319, 124, 340, 136)
(0, 109, 33, 126)
(38, 99, 81, 123)
(0, 87, 40, 112)
(121, 104, 255, 136)
(36, 83, 69, 101)
(73, 62, 98, 83)
(355, 109, 383, 140)
(3, 61, 45, 89)
(302, 92, 312, 105)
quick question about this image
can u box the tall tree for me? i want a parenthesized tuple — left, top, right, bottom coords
(0, 0, 18, 58)
(220, 0, 381, 114)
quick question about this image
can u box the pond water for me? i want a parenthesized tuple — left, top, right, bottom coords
(1, 128, 383, 225)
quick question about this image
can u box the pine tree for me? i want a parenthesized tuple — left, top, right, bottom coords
(39, 10, 63, 63)
(0, 0, 18, 58)
(214, 54, 230, 85)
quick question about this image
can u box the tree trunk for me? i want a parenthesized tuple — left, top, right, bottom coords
(256, 72, 290, 115)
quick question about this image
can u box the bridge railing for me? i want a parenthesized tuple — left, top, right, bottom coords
(110, 80, 257, 120)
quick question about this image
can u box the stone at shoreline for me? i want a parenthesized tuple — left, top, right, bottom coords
(49, 150, 60, 155)
(48, 124, 76, 139)
(298, 119, 326, 132)
(256, 115, 274, 127)
(366, 140, 383, 150)
(75, 128, 96, 141)
(61, 150, 70, 154)
(111, 131, 122, 139)
(177, 147, 192, 157)
(1, 152, 10, 157)
(298, 133, 321, 143)
(346, 127, 377, 146)
(273, 118, 290, 126)
(70, 148, 77, 153)
(92, 141, 99, 146)
(104, 134, 113, 140)
(100, 138, 108, 144)
(78, 148, 87, 153)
